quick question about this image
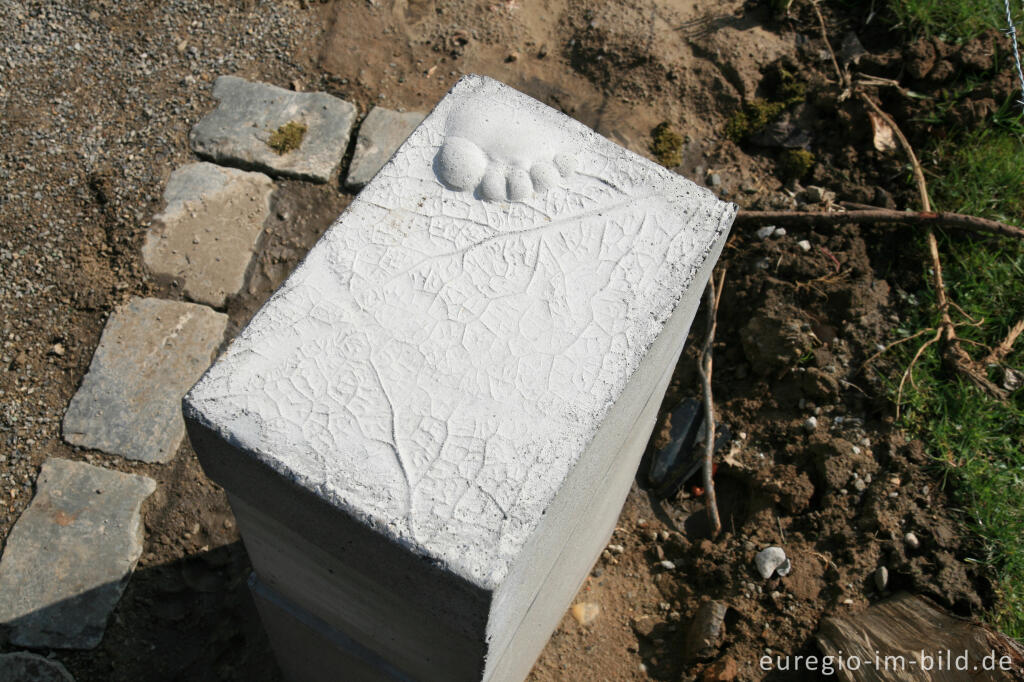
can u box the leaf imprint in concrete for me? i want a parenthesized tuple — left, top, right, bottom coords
(142, 162, 273, 308)
(0, 458, 156, 649)
(189, 75, 357, 183)
(63, 297, 227, 462)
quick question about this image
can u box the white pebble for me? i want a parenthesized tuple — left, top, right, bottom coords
(797, 239, 811, 252)
(755, 546, 791, 579)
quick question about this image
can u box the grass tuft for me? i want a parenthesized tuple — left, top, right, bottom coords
(887, 0, 1021, 41)
(891, 121, 1024, 639)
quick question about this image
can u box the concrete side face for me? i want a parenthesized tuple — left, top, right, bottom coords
(234, 495, 486, 681)
(249, 575, 412, 682)
(185, 74, 736, 591)
(483, 231, 726, 681)
(184, 414, 492, 640)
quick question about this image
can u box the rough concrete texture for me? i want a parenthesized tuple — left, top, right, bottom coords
(190, 76, 357, 183)
(187, 74, 735, 585)
(142, 162, 273, 308)
(0, 459, 155, 649)
(185, 74, 734, 679)
(344, 107, 426, 192)
(64, 297, 227, 462)
(0, 653, 75, 682)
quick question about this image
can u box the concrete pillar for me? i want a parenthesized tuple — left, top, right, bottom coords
(184, 75, 734, 682)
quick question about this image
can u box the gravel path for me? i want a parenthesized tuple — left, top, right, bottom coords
(0, 0, 317, 541)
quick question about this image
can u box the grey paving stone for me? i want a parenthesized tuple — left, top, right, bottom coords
(190, 76, 357, 183)
(142, 162, 273, 308)
(0, 651, 74, 675)
(0, 653, 75, 682)
(63, 297, 227, 462)
(0, 458, 156, 649)
(344, 107, 426, 192)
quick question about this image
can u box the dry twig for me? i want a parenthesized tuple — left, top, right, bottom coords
(733, 208, 1024, 241)
(810, 0, 846, 88)
(697, 267, 726, 539)
(859, 92, 1011, 400)
(985, 319, 1024, 365)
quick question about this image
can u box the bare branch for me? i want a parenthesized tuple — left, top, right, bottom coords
(733, 208, 1024, 241)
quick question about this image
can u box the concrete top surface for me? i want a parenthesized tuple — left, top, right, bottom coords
(185, 75, 735, 589)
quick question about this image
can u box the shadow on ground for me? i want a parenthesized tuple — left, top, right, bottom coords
(0, 543, 281, 682)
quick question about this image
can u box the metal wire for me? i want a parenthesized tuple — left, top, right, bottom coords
(1003, 0, 1024, 108)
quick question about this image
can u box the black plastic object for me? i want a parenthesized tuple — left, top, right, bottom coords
(648, 398, 731, 499)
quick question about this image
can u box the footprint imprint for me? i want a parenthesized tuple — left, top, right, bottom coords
(433, 93, 579, 203)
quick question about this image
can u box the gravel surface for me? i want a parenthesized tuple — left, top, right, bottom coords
(0, 0, 316, 540)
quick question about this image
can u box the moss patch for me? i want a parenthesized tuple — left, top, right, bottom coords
(723, 65, 806, 142)
(778, 149, 815, 180)
(268, 121, 307, 155)
(650, 122, 684, 167)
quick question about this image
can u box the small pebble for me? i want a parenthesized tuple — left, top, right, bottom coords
(797, 239, 811, 252)
(754, 546, 791, 580)
(804, 185, 825, 203)
(874, 566, 888, 591)
(756, 226, 776, 240)
(904, 532, 920, 550)
(659, 560, 676, 571)
(570, 602, 600, 626)
(774, 227, 786, 237)
(803, 416, 818, 432)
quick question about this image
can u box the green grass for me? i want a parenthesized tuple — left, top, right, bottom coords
(874, 1, 1024, 638)
(887, 0, 1021, 41)
(888, 122, 1024, 638)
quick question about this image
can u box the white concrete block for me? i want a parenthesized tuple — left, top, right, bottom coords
(184, 75, 734, 680)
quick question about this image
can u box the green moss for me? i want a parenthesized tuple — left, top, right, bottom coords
(268, 121, 307, 155)
(723, 66, 807, 142)
(724, 99, 791, 141)
(775, 66, 807, 101)
(778, 148, 815, 180)
(650, 122, 684, 167)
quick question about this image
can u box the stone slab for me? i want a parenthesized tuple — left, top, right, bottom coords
(185, 74, 734, 679)
(0, 653, 75, 682)
(344, 107, 426, 192)
(0, 458, 155, 649)
(142, 162, 273, 308)
(63, 297, 227, 462)
(190, 76, 357, 183)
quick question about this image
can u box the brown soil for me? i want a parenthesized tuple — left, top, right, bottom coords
(1, 0, 1013, 680)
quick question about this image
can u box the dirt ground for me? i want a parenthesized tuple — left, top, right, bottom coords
(0, 0, 1015, 680)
